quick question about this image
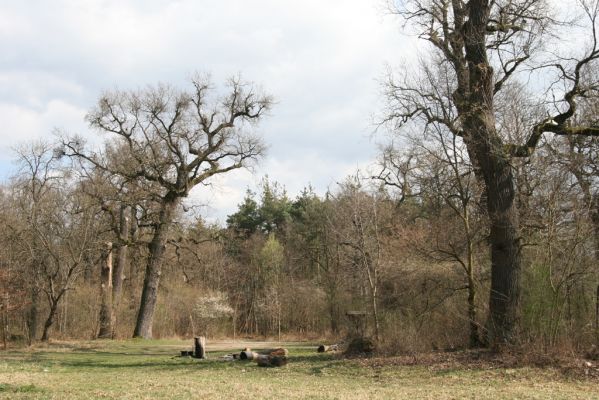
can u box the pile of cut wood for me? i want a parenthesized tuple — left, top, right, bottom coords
(179, 338, 289, 367)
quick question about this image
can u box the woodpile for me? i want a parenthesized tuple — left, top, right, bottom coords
(181, 342, 289, 367)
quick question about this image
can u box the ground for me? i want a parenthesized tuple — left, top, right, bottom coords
(0, 339, 597, 399)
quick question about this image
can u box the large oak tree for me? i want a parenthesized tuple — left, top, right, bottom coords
(385, 0, 599, 345)
(64, 76, 272, 338)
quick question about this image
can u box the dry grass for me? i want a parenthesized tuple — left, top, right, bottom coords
(0, 339, 598, 399)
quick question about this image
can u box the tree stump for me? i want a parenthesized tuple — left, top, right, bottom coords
(193, 336, 206, 359)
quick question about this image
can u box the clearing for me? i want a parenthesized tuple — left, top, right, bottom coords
(0, 339, 597, 399)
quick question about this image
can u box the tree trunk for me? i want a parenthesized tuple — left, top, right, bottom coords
(465, 211, 481, 348)
(110, 205, 129, 337)
(466, 128, 522, 347)
(97, 242, 113, 339)
(26, 287, 39, 345)
(371, 287, 380, 343)
(467, 247, 480, 348)
(133, 199, 177, 339)
(460, 0, 521, 347)
(41, 299, 59, 342)
(595, 284, 599, 344)
(2, 293, 8, 350)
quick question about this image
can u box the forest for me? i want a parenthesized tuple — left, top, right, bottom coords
(1, 0, 599, 358)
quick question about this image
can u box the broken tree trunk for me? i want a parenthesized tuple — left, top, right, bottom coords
(194, 336, 206, 359)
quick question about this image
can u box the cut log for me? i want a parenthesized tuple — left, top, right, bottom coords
(259, 348, 289, 357)
(193, 336, 206, 359)
(255, 354, 288, 367)
(240, 350, 256, 360)
(317, 344, 339, 353)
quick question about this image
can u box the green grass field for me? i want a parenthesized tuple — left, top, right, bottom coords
(0, 340, 597, 399)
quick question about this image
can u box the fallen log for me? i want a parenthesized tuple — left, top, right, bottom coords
(317, 344, 339, 353)
(259, 348, 289, 357)
(255, 354, 288, 367)
(239, 350, 256, 360)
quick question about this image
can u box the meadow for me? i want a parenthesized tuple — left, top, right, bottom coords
(0, 340, 597, 399)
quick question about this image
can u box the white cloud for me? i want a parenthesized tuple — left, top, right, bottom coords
(0, 99, 87, 152)
(0, 0, 413, 220)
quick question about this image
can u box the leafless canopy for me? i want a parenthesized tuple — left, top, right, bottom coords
(385, 0, 599, 156)
(63, 75, 273, 200)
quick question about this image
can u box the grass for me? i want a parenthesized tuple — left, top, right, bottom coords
(0, 339, 597, 399)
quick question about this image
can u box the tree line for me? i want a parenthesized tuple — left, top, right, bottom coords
(0, 0, 598, 352)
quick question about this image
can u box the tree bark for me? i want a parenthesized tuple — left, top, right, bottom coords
(26, 287, 39, 345)
(2, 293, 8, 350)
(41, 299, 59, 342)
(110, 205, 129, 337)
(133, 199, 177, 339)
(97, 242, 113, 339)
(467, 243, 480, 348)
(461, 0, 522, 347)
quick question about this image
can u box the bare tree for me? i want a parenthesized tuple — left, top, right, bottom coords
(63, 75, 272, 338)
(377, 127, 486, 347)
(7, 143, 100, 341)
(331, 175, 392, 343)
(384, 0, 599, 346)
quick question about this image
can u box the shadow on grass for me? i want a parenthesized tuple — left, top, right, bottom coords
(6, 348, 347, 375)
(0, 383, 44, 393)
(55, 355, 341, 372)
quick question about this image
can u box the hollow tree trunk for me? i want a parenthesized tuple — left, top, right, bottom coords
(97, 242, 113, 339)
(133, 199, 177, 339)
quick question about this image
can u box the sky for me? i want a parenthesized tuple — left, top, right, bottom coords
(0, 0, 416, 223)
